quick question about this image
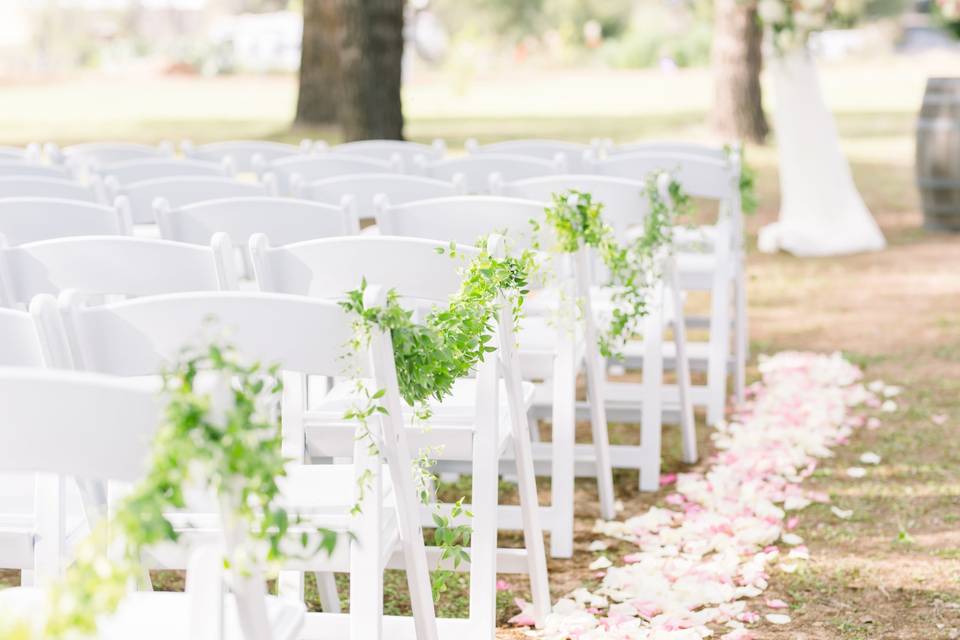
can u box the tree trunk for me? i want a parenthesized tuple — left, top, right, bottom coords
(295, 0, 342, 126)
(338, 0, 405, 141)
(710, 0, 769, 143)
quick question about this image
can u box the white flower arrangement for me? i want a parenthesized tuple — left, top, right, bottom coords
(756, 0, 865, 54)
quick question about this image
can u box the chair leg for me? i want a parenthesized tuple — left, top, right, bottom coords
(733, 258, 748, 406)
(584, 351, 616, 520)
(549, 348, 576, 558)
(639, 311, 664, 492)
(669, 266, 697, 465)
(468, 359, 500, 637)
(499, 314, 551, 624)
(314, 572, 341, 613)
(349, 453, 383, 640)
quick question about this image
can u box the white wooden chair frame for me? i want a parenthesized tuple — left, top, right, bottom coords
(0, 197, 132, 246)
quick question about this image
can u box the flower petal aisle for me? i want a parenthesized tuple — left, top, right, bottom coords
(511, 351, 894, 640)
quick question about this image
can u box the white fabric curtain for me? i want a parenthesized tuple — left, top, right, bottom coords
(759, 48, 886, 257)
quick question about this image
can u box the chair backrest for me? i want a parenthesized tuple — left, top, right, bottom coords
(251, 235, 476, 304)
(298, 173, 463, 220)
(375, 195, 546, 250)
(155, 196, 358, 250)
(0, 145, 41, 162)
(267, 154, 400, 195)
(495, 174, 649, 241)
(607, 140, 732, 163)
(331, 139, 445, 166)
(0, 160, 71, 180)
(0, 235, 235, 308)
(0, 308, 45, 366)
(98, 158, 230, 185)
(0, 197, 131, 245)
(419, 154, 562, 193)
(52, 291, 365, 379)
(51, 141, 173, 167)
(466, 139, 591, 172)
(0, 176, 103, 204)
(116, 176, 269, 225)
(0, 366, 160, 482)
(181, 139, 310, 173)
(585, 152, 738, 201)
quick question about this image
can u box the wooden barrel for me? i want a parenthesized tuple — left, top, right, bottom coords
(917, 78, 960, 232)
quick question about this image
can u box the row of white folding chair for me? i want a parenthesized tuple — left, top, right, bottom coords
(0, 144, 42, 162)
(0, 175, 106, 204)
(0, 159, 74, 180)
(0, 364, 303, 638)
(182, 139, 314, 173)
(371, 195, 615, 558)
(0, 232, 545, 636)
(248, 235, 550, 635)
(465, 138, 602, 173)
(584, 150, 746, 418)
(490, 175, 698, 491)
(320, 139, 447, 166)
(293, 173, 464, 222)
(0, 197, 355, 284)
(262, 152, 564, 196)
(33, 288, 441, 640)
(45, 141, 175, 169)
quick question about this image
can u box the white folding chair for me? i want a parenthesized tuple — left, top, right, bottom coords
(0, 176, 104, 204)
(43, 291, 440, 640)
(181, 139, 312, 173)
(0, 367, 306, 640)
(376, 196, 617, 558)
(112, 176, 270, 225)
(155, 196, 358, 278)
(330, 139, 446, 167)
(46, 141, 174, 168)
(0, 235, 236, 309)
(605, 140, 732, 162)
(265, 154, 402, 196)
(417, 154, 564, 194)
(466, 139, 593, 173)
(250, 235, 551, 628)
(98, 158, 232, 184)
(296, 173, 464, 224)
(0, 197, 131, 245)
(495, 174, 698, 487)
(0, 160, 72, 180)
(587, 152, 743, 424)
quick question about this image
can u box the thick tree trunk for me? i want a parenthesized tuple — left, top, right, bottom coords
(710, 0, 769, 143)
(295, 0, 342, 126)
(338, 0, 405, 141)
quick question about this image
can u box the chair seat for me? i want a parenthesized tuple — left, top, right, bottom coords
(0, 587, 305, 640)
(304, 378, 536, 461)
(0, 474, 89, 570)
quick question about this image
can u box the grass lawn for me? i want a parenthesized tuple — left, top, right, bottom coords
(1, 50, 959, 638)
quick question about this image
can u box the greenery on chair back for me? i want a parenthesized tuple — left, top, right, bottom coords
(30, 342, 335, 640)
(340, 239, 536, 595)
(533, 174, 693, 359)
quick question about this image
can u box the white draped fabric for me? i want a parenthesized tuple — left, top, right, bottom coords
(759, 48, 886, 257)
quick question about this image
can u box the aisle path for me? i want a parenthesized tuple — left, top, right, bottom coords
(510, 352, 893, 640)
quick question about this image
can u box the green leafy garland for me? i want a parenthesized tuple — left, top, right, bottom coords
(533, 175, 692, 359)
(339, 239, 536, 595)
(16, 340, 335, 639)
(724, 144, 758, 215)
